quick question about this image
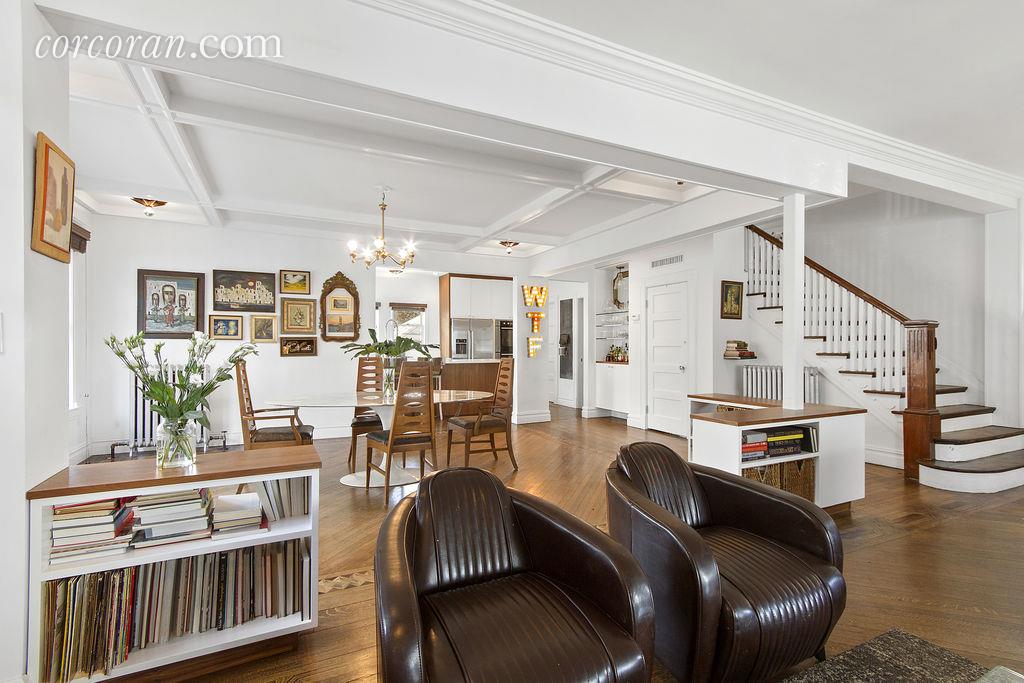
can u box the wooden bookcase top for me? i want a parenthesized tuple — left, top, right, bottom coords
(27, 445, 322, 500)
(688, 393, 866, 426)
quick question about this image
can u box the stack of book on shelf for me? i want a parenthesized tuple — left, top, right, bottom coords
(723, 340, 756, 359)
(800, 425, 820, 453)
(741, 431, 768, 462)
(252, 477, 310, 522)
(128, 489, 211, 549)
(766, 427, 805, 456)
(38, 539, 311, 683)
(49, 499, 134, 566)
(212, 492, 268, 538)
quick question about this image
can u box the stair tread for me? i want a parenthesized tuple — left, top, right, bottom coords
(757, 305, 783, 310)
(865, 384, 967, 399)
(839, 369, 876, 376)
(805, 335, 826, 340)
(934, 425, 1024, 445)
(919, 450, 1024, 474)
(746, 292, 766, 297)
(817, 352, 850, 358)
(937, 404, 997, 419)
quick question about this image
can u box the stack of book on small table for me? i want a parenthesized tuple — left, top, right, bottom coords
(212, 492, 269, 538)
(128, 489, 212, 549)
(723, 340, 756, 359)
(766, 427, 805, 456)
(741, 431, 768, 462)
(49, 499, 134, 565)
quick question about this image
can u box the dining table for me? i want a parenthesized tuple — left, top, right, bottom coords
(267, 389, 494, 488)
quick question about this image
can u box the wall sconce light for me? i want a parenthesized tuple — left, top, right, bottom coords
(527, 336, 543, 358)
(522, 285, 548, 308)
(526, 311, 545, 333)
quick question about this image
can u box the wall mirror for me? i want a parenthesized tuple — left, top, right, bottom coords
(612, 267, 629, 310)
(320, 271, 360, 342)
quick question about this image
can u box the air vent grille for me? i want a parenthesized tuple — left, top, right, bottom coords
(651, 254, 684, 269)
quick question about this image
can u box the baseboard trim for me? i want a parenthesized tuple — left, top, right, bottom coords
(513, 410, 551, 424)
(865, 445, 903, 470)
(554, 397, 580, 409)
(582, 407, 609, 419)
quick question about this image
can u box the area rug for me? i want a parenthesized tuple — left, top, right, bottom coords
(783, 628, 988, 682)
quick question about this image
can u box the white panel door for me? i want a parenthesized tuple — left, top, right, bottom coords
(646, 282, 689, 435)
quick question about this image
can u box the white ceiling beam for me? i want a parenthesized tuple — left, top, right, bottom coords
(118, 64, 223, 227)
(457, 165, 622, 251)
(75, 174, 196, 205)
(167, 95, 581, 189)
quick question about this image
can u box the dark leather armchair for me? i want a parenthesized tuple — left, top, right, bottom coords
(376, 467, 655, 682)
(606, 442, 846, 682)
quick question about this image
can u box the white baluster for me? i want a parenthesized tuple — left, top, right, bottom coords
(866, 303, 876, 383)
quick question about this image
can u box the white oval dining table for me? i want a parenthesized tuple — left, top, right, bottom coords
(267, 390, 494, 488)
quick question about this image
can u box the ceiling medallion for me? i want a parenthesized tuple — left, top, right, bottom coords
(131, 196, 166, 217)
(499, 240, 520, 255)
(347, 191, 415, 271)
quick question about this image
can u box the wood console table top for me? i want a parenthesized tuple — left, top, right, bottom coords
(688, 393, 865, 426)
(27, 445, 322, 500)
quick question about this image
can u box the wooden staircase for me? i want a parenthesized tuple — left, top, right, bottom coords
(746, 225, 1024, 493)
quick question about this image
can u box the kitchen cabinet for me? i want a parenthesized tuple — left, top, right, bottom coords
(468, 278, 491, 318)
(490, 279, 513, 319)
(595, 362, 630, 415)
(450, 277, 472, 318)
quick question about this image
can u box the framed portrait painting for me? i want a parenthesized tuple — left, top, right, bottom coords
(250, 314, 278, 343)
(137, 270, 205, 339)
(281, 298, 316, 334)
(31, 132, 76, 263)
(209, 314, 243, 340)
(279, 269, 311, 295)
(720, 280, 743, 320)
(280, 337, 317, 357)
(212, 270, 276, 312)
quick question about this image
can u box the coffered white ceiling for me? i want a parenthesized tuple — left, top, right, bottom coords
(68, 54, 728, 258)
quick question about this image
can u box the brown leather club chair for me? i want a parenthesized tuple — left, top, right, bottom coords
(376, 467, 655, 682)
(606, 442, 846, 682)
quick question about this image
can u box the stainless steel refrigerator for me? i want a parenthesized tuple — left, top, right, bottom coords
(450, 318, 497, 359)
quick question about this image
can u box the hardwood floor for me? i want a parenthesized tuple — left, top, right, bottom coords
(198, 404, 1024, 681)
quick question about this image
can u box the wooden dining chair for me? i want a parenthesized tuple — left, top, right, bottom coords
(349, 356, 384, 472)
(446, 357, 518, 470)
(235, 360, 314, 449)
(365, 361, 437, 504)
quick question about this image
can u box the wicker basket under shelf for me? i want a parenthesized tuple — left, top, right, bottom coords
(742, 463, 782, 488)
(781, 458, 816, 501)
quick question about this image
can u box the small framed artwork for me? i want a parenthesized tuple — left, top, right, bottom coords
(720, 280, 744, 320)
(31, 132, 76, 263)
(137, 270, 205, 339)
(280, 337, 317, 357)
(279, 269, 311, 295)
(209, 314, 243, 340)
(281, 297, 316, 334)
(212, 270, 276, 312)
(250, 314, 278, 343)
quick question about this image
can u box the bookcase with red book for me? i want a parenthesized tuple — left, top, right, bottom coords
(25, 446, 320, 682)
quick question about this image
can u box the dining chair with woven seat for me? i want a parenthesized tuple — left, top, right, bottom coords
(234, 360, 314, 449)
(445, 357, 517, 471)
(349, 356, 384, 472)
(365, 361, 437, 504)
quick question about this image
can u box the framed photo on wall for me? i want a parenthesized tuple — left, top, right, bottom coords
(720, 280, 744, 320)
(279, 269, 311, 295)
(250, 314, 278, 343)
(281, 298, 316, 334)
(280, 337, 317, 357)
(212, 270, 276, 312)
(209, 314, 243, 340)
(137, 270, 205, 339)
(30, 132, 76, 263)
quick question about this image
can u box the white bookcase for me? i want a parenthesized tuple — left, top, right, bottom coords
(25, 446, 320, 682)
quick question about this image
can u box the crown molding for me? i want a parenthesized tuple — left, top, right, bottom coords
(358, 0, 1024, 205)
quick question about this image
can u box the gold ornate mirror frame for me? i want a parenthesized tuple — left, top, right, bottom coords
(319, 271, 361, 342)
(612, 268, 629, 310)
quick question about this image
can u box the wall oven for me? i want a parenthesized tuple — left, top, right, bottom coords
(497, 320, 514, 357)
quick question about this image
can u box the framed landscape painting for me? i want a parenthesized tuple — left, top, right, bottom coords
(250, 315, 278, 343)
(209, 314, 243, 340)
(31, 132, 76, 263)
(137, 270, 205, 339)
(212, 270, 276, 312)
(280, 337, 317, 357)
(279, 269, 311, 295)
(281, 298, 316, 334)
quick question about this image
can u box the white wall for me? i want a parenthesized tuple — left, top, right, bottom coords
(374, 268, 441, 347)
(985, 209, 1021, 421)
(86, 214, 377, 453)
(512, 275, 552, 423)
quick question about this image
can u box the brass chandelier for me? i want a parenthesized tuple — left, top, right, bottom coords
(347, 192, 416, 270)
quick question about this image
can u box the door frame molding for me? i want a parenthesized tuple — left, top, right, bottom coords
(635, 269, 699, 436)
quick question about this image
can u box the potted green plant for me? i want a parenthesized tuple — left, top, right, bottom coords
(105, 331, 258, 469)
(340, 328, 438, 397)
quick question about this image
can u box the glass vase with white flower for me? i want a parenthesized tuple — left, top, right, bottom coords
(105, 331, 258, 469)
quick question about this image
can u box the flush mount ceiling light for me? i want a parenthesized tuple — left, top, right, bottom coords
(131, 196, 166, 217)
(499, 240, 520, 255)
(347, 189, 415, 271)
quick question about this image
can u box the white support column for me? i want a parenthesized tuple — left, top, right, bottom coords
(782, 193, 806, 409)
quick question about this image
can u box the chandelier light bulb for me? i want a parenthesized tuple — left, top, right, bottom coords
(373, 237, 385, 249)
(347, 240, 358, 252)
(143, 207, 155, 217)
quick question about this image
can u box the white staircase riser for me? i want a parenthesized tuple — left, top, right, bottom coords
(940, 413, 994, 432)
(920, 466, 1024, 493)
(935, 392, 968, 408)
(934, 435, 1024, 462)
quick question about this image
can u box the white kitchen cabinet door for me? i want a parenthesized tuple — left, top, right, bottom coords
(450, 277, 472, 318)
(469, 278, 491, 318)
(491, 280, 513, 320)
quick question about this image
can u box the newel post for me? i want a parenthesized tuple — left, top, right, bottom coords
(901, 320, 939, 481)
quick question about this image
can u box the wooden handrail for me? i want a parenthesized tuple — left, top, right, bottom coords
(746, 224, 911, 324)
